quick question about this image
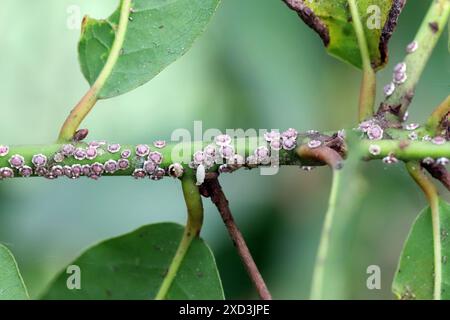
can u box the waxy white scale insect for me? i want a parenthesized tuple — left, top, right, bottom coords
(135, 144, 150, 157)
(368, 144, 381, 156)
(215, 134, 232, 146)
(431, 136, 446, 145)
(0, 167, 14, 178)
(0, 145, 10, 157)
(384, 82, 395, 96)
(405, 123, 420, 131)
(308, 140, 322, 149)
(367, 125, 383, 140)
(382, 154, 399, 164)
(406, 41, 418, 53)
(19, 166, 33, 177)
(196, 164, 205, 186)
(153, 140, 166, 149)
(422, 157, 435, 165)
(9, 154, 25, 168)
(168, 163, 184, 178)
(32, 154, 47, 167)
(436, 157, 449, 166)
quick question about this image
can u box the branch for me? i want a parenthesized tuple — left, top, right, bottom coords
(347, 0, 376, 121)
(201, 174, 272, 300)
(406, 162, 442, 300)
(57, 0, 132, 142)
(379, 0, 450, 120)
(155, 174, 204, 300)
(0, 130, 450, 180)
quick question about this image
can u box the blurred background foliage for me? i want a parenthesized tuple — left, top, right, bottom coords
(0, 0, 448, 299)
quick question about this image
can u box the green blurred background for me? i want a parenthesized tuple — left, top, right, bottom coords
(0, 0, 449, 299)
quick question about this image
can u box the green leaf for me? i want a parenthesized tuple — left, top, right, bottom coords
(79, 0, 220, 99)
(392, 199, 450, 300)
(42, 223, 224, 300)
(0, 244, 29, 300)
(283, 0, 405, 70)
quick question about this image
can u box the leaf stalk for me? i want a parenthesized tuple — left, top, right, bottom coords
(406, 162, 442, 300)
(155, 174, 204, 300)
(57, 0, 132, 142)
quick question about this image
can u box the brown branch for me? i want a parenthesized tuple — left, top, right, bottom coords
(423, 163, 450, 192)
(200, 174, 272, 300)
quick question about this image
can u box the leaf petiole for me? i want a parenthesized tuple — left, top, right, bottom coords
(57, 0, 132, 142)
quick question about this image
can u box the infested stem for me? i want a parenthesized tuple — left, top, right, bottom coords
(426, 95, 450, 136)
(155, 174, 203, 300)
(58, 0, 132, 142)
(359, 139, 450, 162)
(1, 136, 450, 178)
(347, 0, 376, 121)
(202, 175, 272, 300)
(406, 162, 442, 300)
(381, 0, 450, 120)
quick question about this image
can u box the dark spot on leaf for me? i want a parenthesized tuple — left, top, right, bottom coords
(429, 21, 439, 33)
(105, 289, 112, 297)
(159, 25, 164, 29)
(153, 244, 163, 252)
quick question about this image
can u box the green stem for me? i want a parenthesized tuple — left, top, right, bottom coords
(1, 136, 450, 178)
(155, 174, 203, 300)
(426, 95, 450, 135)
(310, 170, 341, 300)
(359, 139, 450, 161)
(57, 0, 132, 142)
(406, 162, 442, 300)
(347, 0, 376, 121)
(383, 0, 450, 120)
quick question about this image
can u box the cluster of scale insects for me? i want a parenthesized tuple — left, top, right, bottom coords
(359, 119, 449, 165)
(383, 40, 418, 97)
(0, 140, 170, 181)
(0, 128, 311, 184)
(362, 38, 449, 166)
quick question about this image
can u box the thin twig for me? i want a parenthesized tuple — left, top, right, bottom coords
(201, 175, 272, 300)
